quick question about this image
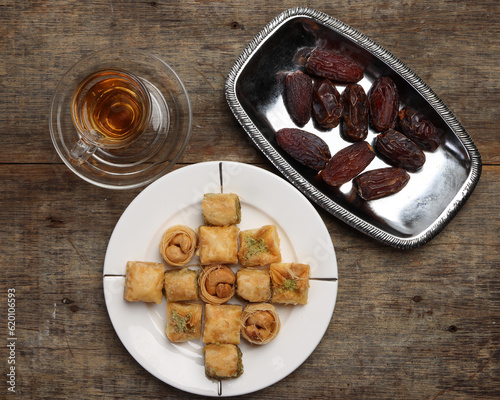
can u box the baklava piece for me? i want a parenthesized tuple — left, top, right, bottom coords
(236, 268, 271, 303)
(166, 301, 203, 342)
(202, 304, 242, 345)
(270, 262, 310, 305)
(198, 225, 239, 265)
(199, 265, 236, 305)
(241, 303, 281, 345)
(203, 344, 243, 380)
(164, 267, 199, 302)
(202, 193, 241, 226)
(123, 261, 165, 304)
(159, 225, 198, 267)
(238, 225, 282, 268)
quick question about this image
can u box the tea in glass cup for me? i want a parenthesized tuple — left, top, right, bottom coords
(49, 48, 192, 189)
(70, 68, 151, 164)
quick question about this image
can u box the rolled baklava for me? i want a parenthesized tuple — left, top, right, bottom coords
(123, 261, 165, 304)
(202, 193, 241, 226)
(203, 344, 243, 380)
(164, 267, 199, 302)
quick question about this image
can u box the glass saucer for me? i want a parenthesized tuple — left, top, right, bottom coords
(50, 48, 192, 190)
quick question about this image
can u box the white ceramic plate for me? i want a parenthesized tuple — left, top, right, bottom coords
(103, 161, 338, 397)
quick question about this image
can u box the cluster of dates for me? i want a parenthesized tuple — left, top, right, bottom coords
(277, 47, 443, 200)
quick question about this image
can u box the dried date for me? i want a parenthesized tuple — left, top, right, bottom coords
(341, 83, 369, 142)
(375, 129, 426, 172)
(368, 76, 399, 132)
(312, 78, 343, 129)
(398, 107, 443, 151)
(353, 167, 410, 200)
(285, 71, 313, 127)
(320, 141, 375, 186)
(276, 128, 331, 171)
(305, 48, 364, 83)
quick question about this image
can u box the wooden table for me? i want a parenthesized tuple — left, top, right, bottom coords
(1, 1, 498, 399)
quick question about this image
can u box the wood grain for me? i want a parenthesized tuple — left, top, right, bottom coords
(0, 1, 498, 399)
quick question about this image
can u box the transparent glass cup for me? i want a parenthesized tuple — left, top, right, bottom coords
(70, 68, 153, 164)
(50, 48, 192, 189)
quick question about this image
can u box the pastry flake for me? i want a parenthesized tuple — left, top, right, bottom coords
(238, 225, 282, 268)
(203, 343, 243, 380)
(198, 225, 239, 265)
(270, 262, 310, 305)
(202, 193, 241, 226)
(164, 267, 199, 302)
(202, 304, 242, 345)
(166, 301, 203, 342)
(123, 261, 165, 304)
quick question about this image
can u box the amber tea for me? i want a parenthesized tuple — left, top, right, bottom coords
(72, 69, 151, 146)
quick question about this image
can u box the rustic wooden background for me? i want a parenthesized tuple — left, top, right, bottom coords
(0, 1, 498, 399)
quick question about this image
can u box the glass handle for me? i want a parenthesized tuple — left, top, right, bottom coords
(69, 139, 97, 165)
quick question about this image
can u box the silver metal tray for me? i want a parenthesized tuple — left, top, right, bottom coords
(225, 7, 481, 249)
